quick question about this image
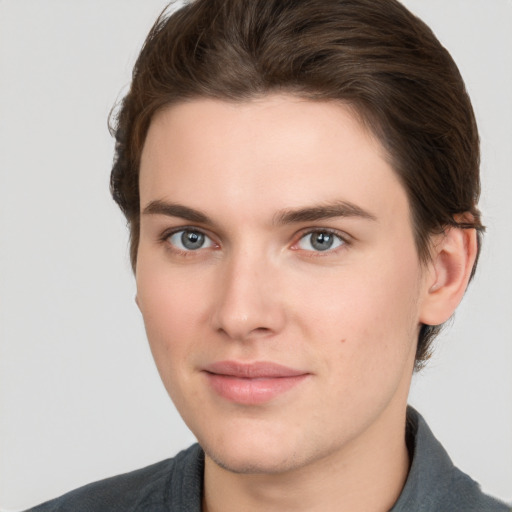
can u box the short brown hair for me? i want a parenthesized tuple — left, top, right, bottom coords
(110, 0, 483, 367)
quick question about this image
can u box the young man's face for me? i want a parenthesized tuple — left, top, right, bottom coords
(136, 95, 432, 474)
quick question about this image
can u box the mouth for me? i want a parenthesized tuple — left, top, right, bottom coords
(202, 361, 310, 405)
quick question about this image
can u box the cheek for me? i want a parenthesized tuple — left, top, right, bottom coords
(299, 275, 416, 334)
(289, 254, 422, 367)
(135, 264, 210, 371)
(135, 270, 213, 422)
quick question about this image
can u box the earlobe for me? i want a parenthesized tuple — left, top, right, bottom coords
(419, 226, 478, 326)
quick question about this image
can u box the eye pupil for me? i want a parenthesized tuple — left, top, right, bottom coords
(311, 232, 334, 251)
(181, 230, 205, 250)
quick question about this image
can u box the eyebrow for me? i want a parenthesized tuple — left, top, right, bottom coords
(142, 199, 377, 225)
(273, 200, 377, 225)
(142, 201, 211, 224)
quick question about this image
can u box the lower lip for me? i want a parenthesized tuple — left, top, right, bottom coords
(205, 373, 308, 405)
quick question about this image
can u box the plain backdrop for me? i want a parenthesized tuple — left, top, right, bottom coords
(0, 1, 511, 510)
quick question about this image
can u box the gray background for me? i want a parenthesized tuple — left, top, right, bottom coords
(0, 1, 510, 509)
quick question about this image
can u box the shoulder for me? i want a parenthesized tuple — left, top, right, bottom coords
(392, 407, 510, 512)
(25, 444, 204, 512)
(447, 467, 510, 512)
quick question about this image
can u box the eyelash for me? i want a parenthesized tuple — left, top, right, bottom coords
(159, 227, 350, 257)
(159, 227, 218, 257)
(291, 228, 349, 257)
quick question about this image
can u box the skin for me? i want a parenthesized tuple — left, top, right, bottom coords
(135, 95, 476, 512)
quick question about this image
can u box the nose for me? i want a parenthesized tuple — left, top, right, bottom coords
(211, 250, 286, 341)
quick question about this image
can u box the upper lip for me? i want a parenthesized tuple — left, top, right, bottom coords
(203, 361, 308, 379)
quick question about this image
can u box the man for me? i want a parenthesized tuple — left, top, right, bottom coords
(26, 0, 510, 510)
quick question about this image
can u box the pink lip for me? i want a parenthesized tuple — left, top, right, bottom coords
(203, 361, 309, 405)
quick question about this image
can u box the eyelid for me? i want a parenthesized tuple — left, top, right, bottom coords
(160, 226, 219, 252)
(290, 227, 351, 254)
(158, 225, 351, 255)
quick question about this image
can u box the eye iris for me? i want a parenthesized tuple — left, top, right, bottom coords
(311, 232, 334, 251)
(181, 231, 204, 250)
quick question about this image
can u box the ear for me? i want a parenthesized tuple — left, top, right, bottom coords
(135, 294, 141, 310)
(419, 226, 478, 326)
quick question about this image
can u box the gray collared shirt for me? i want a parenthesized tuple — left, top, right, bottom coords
(27, 407, 510, 511)
(391, 407, 510, 511)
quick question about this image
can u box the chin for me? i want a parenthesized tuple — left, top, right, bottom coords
(204, 443, 306, 475)
(196, 421, 321, 475)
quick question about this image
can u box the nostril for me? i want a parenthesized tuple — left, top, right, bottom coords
(215, 324, 275, 341)
(210, 273, 286, 340)
(252, 327, 272, 335)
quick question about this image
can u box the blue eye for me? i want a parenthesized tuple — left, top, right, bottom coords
(297, 231, 345, 252)
(167, 229, 215, 251)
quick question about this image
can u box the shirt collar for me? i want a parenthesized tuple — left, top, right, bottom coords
(390, 406, 458, 511)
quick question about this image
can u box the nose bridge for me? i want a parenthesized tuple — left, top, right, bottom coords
(212, 243, 285, 340)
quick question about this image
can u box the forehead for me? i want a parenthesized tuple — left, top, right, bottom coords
(139, 94, 409, 228)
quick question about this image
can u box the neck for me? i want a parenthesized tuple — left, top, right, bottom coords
(202, 401, 411, 512)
